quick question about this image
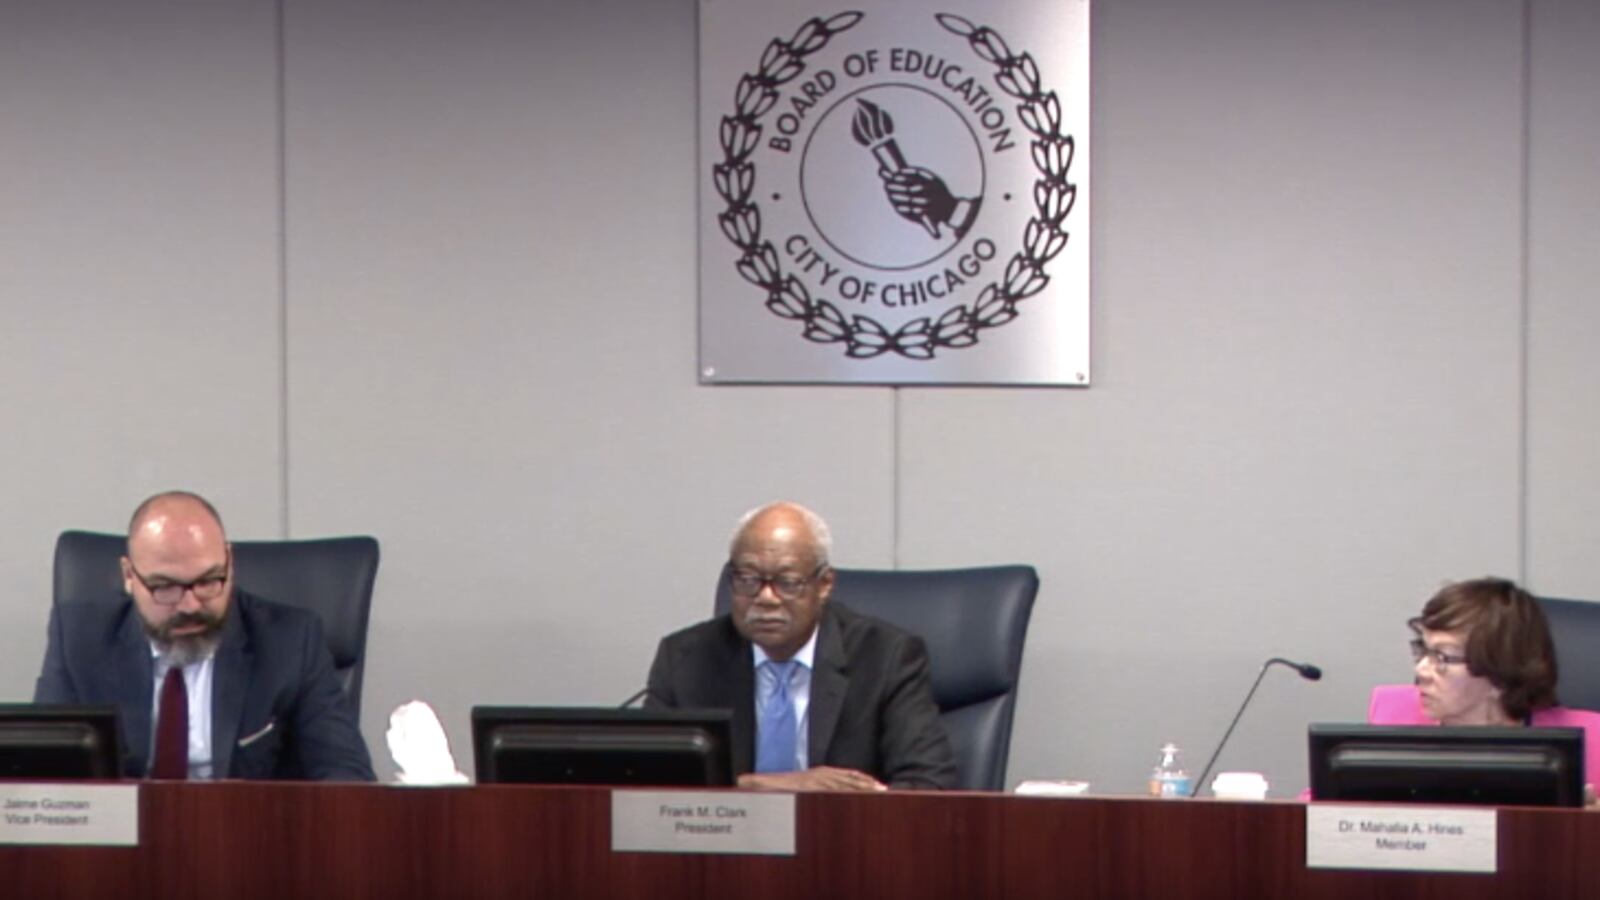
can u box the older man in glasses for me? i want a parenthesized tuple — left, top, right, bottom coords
(645, 501, 955, 791)
(34, 490, 374, 781)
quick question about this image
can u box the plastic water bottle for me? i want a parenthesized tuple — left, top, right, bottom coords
(1148, 743, 1192, 798)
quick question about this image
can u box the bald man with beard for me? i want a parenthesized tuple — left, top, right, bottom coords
(34, 491, 374, 781)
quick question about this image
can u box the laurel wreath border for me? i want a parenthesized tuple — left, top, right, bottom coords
(712, 11, 1077, 360)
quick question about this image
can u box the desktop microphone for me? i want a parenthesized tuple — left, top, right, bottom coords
(1189, 656, 1322, 797)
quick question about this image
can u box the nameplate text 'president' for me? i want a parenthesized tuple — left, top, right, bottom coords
(612, 790, 795, 856)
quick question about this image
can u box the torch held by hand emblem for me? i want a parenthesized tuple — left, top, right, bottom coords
(851, 99, 940, 238)
(851, 98, 981, 242)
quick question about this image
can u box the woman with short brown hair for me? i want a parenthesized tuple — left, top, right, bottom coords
(1368, 576, 1600, 805)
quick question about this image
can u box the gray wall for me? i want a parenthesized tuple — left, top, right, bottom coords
(1, 0, 1595, 795)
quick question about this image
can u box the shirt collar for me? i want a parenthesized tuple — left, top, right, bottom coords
(750, 621, 819, 671)
(147, 641, 217, 669)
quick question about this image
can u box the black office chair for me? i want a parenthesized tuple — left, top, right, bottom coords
(1540, 596, 1600, 713)
(53, 531, 380, 719)
(716, 563, 1038, 791)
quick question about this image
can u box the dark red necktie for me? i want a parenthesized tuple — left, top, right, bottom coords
(151, 666, 189, 780)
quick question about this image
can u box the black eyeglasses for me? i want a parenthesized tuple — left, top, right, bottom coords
(128, 552, 230, 605)
(1410, 638, 1469, 672)
(728, 565, 827, 601)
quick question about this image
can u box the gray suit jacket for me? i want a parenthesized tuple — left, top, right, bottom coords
(645, 602, 956, 789)
(34, 590, 374, 781)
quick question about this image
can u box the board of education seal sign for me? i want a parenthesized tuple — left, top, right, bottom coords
(698, 0, 1090, 385)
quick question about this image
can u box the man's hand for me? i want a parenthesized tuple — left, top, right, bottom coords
(738, 766, 888, 792)
(1585, 783, 1596, 808)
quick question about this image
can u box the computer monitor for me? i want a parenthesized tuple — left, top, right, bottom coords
(1308, 723, 1584, 807)
(0, 705, 122, 780)
(471, 706, 734, 786)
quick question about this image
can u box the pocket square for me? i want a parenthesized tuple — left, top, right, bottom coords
(238, 720, 276, 747)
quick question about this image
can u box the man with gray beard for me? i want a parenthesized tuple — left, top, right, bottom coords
(34, 491, 374, 781)
(645, 501, 955, 790)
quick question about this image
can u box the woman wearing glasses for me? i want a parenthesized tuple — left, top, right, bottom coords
(1369, 576, 1600, 802)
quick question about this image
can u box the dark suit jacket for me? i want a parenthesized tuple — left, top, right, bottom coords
(34, 589, 375, 781)
(645, 602, 957, 789)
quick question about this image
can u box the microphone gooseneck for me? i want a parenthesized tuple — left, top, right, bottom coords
(1189, 657, 1323, 797)
(617, 687, 653, 709)
(1266, 657, 1323, 681)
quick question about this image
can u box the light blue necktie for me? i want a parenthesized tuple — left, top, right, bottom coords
(756, 660, 798, 773)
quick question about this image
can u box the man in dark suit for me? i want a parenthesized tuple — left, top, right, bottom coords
(34, 491, 374, 781)
(646, 502, 956, 790)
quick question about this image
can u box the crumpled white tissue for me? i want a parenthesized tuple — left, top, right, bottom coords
(386, 700, 469, 785)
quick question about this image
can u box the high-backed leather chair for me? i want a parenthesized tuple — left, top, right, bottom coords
(716, 564, 1038, 791)
(53, 531, 380, 719)
(1540, 596, 1600, 713)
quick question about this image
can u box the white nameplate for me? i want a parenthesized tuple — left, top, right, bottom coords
(0, 784, 139, 846)
(1306, 804, 1496, 873)
(611, 790, 795, 856)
